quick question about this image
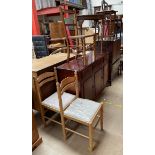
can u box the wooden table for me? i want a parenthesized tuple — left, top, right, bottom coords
(32, 53, 74, 112)
(32, 53, 74, 74)
(56, 52, 109, 100)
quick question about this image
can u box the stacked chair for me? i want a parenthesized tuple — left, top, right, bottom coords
(50, 7, 96, 62)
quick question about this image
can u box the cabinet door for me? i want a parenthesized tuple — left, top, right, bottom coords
(82, 65, 94, 100)
(104, 53, 109, 87)
(112, 39, 121, 64)
(94, 68, 104, 98)
(93, 58, 104, 98)
(83, 76, 94, 100)
(112, 58, 120, 80)
(104, 64, 109, 87)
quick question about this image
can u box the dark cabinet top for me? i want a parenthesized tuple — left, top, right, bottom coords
(57, 53, 105, 72)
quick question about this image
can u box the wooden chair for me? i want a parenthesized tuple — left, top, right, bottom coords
(33, 71, 77, 141)
(50, 7, 96, 62)
(56, 70, 104, 151)
(60, 7, 97, 62)
(48, 22, 67, 54)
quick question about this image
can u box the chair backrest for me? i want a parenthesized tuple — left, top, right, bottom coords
(56, 71, 79, 112)
(59, 7, 79, 48)
(32, 35, 49, 58)
(49, 22, 65, 39)
(33, 72, 57, 104)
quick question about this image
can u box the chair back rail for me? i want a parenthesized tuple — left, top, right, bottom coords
(60, 77, 75, 91)
(33, 72, 56, 102)
(39, 77, 56, 87)
(37, 72, 55, 83)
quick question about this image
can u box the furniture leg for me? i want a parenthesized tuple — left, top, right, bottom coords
(40, 106, 46, 127)
(60, 115, 67, 141)
(88, 124, 93, 152)
(100, 103, 104, 131)
(66, 47, 70, 62)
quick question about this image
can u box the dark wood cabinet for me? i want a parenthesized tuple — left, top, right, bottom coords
(96, 38, 121, 85)
(81, 65, 94, 100)
(57, 53, 106, 100)
(93, 57, 104, 98)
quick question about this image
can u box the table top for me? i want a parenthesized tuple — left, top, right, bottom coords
(32, 53, 74, 72)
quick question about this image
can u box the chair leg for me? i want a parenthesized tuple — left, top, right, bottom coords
(40, 106, 46, 127)
(88, 124, 93, 152)
(60, 116, 67, 141)
(66, 47, 70, 62)
(100, 104, 104, 131)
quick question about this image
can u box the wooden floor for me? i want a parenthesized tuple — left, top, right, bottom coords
(33, 75, 123, 155)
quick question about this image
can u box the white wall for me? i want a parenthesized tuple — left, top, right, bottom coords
(79, 0, 93, 27)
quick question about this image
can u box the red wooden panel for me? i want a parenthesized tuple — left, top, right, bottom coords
(32, 0, 40, 35)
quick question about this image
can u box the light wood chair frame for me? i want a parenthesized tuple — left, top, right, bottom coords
(33, 71, 74, 141)
(56, 71, 104, 151)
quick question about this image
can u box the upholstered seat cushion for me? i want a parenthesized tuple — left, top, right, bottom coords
(42, 92, 75, 111)
(64, 98, 101, 123)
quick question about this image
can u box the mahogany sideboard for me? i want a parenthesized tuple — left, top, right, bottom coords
(32, 53, 74, 112)
(56, 53, 109, 100)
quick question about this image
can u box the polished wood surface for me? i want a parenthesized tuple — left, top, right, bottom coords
(32, 111, 42, 150)
(56, 53, 108, 100)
